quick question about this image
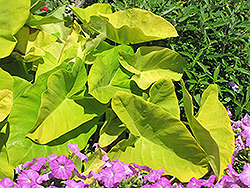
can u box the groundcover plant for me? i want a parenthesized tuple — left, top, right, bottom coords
(0, 0, 235, 186)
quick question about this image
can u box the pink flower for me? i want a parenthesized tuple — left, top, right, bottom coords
(152, 177, 172, 188)
(37, 172, 53, 184)
(214, 174, 236, 187)
(203, 174, 217, 187)
(48, 154, 57, 162)
(144, 169, 165, 183)
(40, 6, 49, 11)
(226, 108, 232, 119)
(67, 143, 88, 162)
(102, 154, 110, 163)
(0, 177, 14, 188)
(130, 163, 151, 173)
(92, 143, 107, 152)
(119, 162, 136, 176)
(96, 162, 126, 188)
(64, 180, 89, 188)
(239, 163, 250, 186)
(241, 114, 250, 127)
(186, 177, 205, 188)
(24, 157, 47, 172)
(50, 155, 75, 180)
(17, 169, 40, 187)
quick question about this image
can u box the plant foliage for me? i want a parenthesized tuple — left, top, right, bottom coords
(0, 1, 235, 183)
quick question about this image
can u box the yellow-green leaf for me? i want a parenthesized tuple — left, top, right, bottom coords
(0, 0, 30, 58)
(119, 46, 188, 90)
(0, 90, 13, 122)
(89, 8, 178, 44)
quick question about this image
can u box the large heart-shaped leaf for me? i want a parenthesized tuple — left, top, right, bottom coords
(149, 78, 180, 118)
(0, 90, 13, 122)
(118, 46, 188, 90)
(110, 91, 209, 182)
(7, 110, 97, 174)
(89, 8, 178, 44)
(88, 45, 134, 103)
(27, 58, 94, 144)
(1, 63, 96, 174)
(0, 0, 30, 58)
(181, 80, 234, 178)
(196, 84, 235, 178)
(70, 3, 113, 24)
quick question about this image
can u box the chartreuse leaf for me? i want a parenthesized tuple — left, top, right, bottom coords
(110, 91, 209, 182)
(118, 46, 188, 90)
(85, 40, 113, 64)
(89, 8, 178, 44)
(34, 22, 73, 78)
(0, 78, 29, 179)
(27, 4, 66, 27)
(83, 149, 106, 176)
(70, 3, 113, 24)
(7, 112, 97, 177)
(71, 4, 113, 58)
(0, 68, 14, 122)
(0, 90, 13, 122)
(26, 58, 95, 144)
(58, 21, 86, 64)
(0, 56, 33, 81)
(181, 80, 234, 178)
(0, 145, 13, 179)
(15, 26, 57, 62)
(12, 76, 31, 102)
(149, 78, 180, 118)
(181, 80, 220, 176)
(88, 45, 134, 103)
(0, 0, 30, 58)
(38, 23, 71, 40)
(26, 14, 64, 27)
(0, 68, 14, 91)
(74, 92, 109, 115)
(35, 51, 59, 79)
(99, 108, 126, 148)
(196, 84, 235, 178)
(0, 119, 9, 149)
(2, 63, 96, 174)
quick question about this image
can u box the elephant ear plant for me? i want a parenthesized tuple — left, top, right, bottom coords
(0, 1, 234, 183)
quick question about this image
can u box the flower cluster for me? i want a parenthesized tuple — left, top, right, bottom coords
(0, 143, 89, 187)
(1, 110, 250, 188)
(230, 112, 250, 153)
